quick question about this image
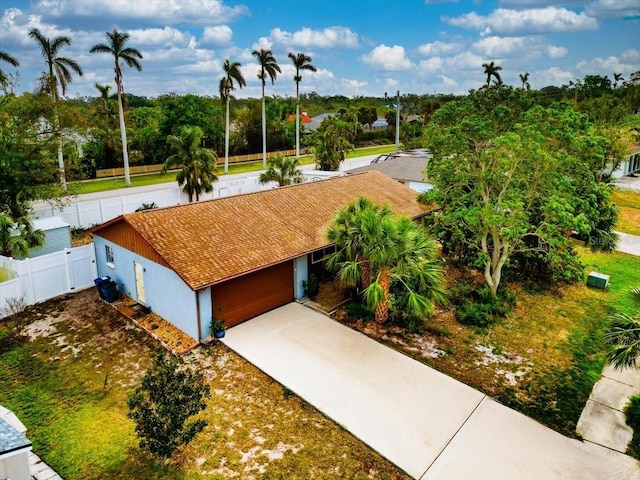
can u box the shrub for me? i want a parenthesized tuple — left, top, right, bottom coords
(345, 302, 374, 322)
(302, 274, 320, 300)
(625, 395, 640, 458)
(454, 286, 517, 328)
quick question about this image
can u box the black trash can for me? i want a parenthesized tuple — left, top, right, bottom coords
(101, 281, 119, 303)
(94, 276, 111, 300)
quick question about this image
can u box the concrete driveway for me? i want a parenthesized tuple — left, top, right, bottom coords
(222, 303, 640, 480)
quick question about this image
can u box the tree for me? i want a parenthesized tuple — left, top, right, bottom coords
(220, 59, 246, 173)
(252, 48, 281, 168)
(613, 73, 624, 89)
(0, 50, 19, 89)
(422, 88, 615, 298)
(29, 28, 83, 191)
(605, 288, 640, 370)
(90, 29, 143, 187)
(0, 213, 44, 258)
(288, 52, 317, 160)
(259, 154, 304, 186)
(163, 125, 218, 202)
(88, 83, 120, 169)
(313, 111, 362, 171)
(325, 198, 446, 324)
(127, 350, 211, 458)
(482, 61, 502, 87)
(519, 72, 530, 90)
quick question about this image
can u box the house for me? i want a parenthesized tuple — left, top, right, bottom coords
(91, 171, 431, 341)
(286, 109, 313, 125)
(306, 113, 335, 132)
(26, 216, 72, 258)
(364, 117, 389, 131)
(0, 407, 31, 480)
(346, 154, 433, 193)
(608, 145, 640, 179)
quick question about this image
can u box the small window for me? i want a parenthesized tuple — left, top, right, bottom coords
(105, 245, 115, 267)
(311, 245, 336, 264)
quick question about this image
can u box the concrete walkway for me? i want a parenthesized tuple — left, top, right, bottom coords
(616, 232, 640, 256)
(577, 365, 640, 452)
(222, 303, 640, 479)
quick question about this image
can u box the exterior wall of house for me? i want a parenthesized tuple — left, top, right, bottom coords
(198, 287, 213, 339)
(294, 255, 309, 299)
(0, 450, 32, 480)
(27, 226, 72, 258)
(609, 151, 640, 179)
(93, 235, 200, 340)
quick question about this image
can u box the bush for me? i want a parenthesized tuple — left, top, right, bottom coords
(345, 302, 374, 322)
(625, 395, 640, 458)
(454, 285, 517, 328)
(302, 274, 320, 300)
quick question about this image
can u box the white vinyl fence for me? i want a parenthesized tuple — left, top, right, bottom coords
(0, 244, 97, 317)
(31, 177, 266, 229)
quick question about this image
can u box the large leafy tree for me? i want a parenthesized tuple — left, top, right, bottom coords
(220, 59, 246, 173)
(313, 111, 362, 171)
(482, 61, 502, 87)
(325, 197, 446, 324)
(422, 87, 616, 298)
(88, 83, 120, 169)
(252, 48, 281, 168)
(163, 125, 218, 202)
(29, 28, 83, 191)
(128, 350, 211, 458)
(0, 50, 19, 89)
(90, 29, 143, 187)
(259, 154, 303, 186)
(288, 52, 317, 159)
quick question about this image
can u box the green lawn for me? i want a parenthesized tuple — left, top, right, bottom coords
(611, 189, 640, 236)
(69, 145, 396, 196)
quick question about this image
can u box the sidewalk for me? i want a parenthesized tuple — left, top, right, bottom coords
(616, 232, 640, 256)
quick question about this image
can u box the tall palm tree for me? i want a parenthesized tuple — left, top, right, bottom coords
(258, 154, 304, 186)
(0, 50, 19, 88)
(220, 59, 246, 174)
(482, 61, 502, 87)
(252, 48, 281, 168)
(90, 29, 143, 187)
(288, 52, 317, 160)
(29, 28, 83, 191)
(519, 72, 530, 90)
(613, 73, 624, 89)
(162, 126, 218, 202)
(326, 197, 446, 323)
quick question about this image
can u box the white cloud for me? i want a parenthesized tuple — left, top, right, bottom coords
(417, 40, 463, 56)
(586, 0, 640, 19)
(361, 45, 414, 72)
(546, 45, 567, 58)
(576, 51, 640, 76)
(535, 66, 575, 87)
(252, 37, 273, 52)
(128, 27, 194, 48)
(32, 0, 248, 26)
(445, 51, 485, 71)
(201, 25, 233, 46)
(473, 35, 566, 60)
(444, 7, 598, 35)
(418, 57, 444, 73)
(267, 26, 359, 49)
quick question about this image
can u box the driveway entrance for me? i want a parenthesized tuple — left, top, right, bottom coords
(222, 303, 639, 479)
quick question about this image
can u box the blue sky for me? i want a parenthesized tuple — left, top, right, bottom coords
(1, 0, 639, 99)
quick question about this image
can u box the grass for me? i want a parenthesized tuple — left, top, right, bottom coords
(612, 188, 640, 235)
(68, 145, 396, 196)
(0, 266, 15, 282)
(0, 289, 409, 479)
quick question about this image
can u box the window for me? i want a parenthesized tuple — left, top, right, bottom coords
(311, 245, 336, 264)
(105, 245, 115, 267)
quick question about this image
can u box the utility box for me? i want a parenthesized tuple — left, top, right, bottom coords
(587, 271, 610, 289)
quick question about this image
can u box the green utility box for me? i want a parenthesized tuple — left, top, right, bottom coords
(587, 271, 610, 289)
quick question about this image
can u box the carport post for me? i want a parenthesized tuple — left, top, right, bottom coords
(195, 290, 202, 342)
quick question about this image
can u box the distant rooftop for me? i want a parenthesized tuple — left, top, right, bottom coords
(346, 155, 431, 183)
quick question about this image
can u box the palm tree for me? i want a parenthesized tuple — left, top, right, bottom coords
(482, 61, 502, 87)
(258, 154, 304, 186)
(613, 73, 624, 89)
(605, 288, 640, 369)
(288, 52, 317, 160)
(91, 83, 120, 166)
(162, 126, 218, 202)
(0, 50, 19, 88)
(519, 72, 530, 90)
(29, 28, 83, 191)
(326, 198, 446, 324)
(252, 48, 281, 168)
(90, 29, 143, 187)
(0, 213, 45, 258)
(220, 59, 246, 174)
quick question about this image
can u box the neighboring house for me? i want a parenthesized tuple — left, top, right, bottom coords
(91, 171, 431, 341)
(286, 109, 313, 125)
(346, 154, 433, 193)
(608, 145, 640, 179)
(306, 113, 335, 132)
(364, 117, 389, 131)
(24, 216, 72, 259)
(0, 407, 31, 480)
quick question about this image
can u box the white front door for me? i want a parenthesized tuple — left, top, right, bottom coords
(134, 261, 146, 304)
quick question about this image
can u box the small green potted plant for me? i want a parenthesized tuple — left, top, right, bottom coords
(210, 317, 226, 339)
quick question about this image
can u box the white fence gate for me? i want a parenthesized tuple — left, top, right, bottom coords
(0, 244, 97, 317)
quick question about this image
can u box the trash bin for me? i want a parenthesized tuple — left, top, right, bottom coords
(100, 281, 119, 303)
(95, 276, 111, 300)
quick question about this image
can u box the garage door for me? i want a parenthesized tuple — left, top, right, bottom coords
(212, 261, 294, 327)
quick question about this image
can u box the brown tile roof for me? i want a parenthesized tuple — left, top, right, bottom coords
(94, 171, 431, 291)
